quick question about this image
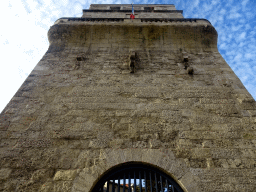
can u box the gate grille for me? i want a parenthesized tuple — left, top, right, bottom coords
(92, 163, 184, 192)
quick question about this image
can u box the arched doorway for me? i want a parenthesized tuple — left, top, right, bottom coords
(91, 162, 184, 192)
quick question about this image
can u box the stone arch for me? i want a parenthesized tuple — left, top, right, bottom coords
(89, 161, 184, 192)
(71, 149, 200, 192)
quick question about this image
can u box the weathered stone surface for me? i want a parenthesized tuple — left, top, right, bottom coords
(0, 3, 255, 192)
(53, 170, 77, 181)
(0, 168, 12, 180)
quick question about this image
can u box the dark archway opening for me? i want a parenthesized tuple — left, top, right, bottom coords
(91, 162, 184, 192)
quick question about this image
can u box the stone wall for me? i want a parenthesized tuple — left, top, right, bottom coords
(0, 19, 255, 191)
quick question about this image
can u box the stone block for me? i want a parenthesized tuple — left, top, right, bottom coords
(40, 181, 54, 192)
(211, 148, 241, 159)
(179, 172, 201, 192)
(0, 168, 11, 180)
(191, 148, 211, 158)
(53, 170, 77, 181)
(53, 181, 73, 192)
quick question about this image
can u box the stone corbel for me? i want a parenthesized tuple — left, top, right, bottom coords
(129, 51, 136, 73)
(182, 52, 194, 75)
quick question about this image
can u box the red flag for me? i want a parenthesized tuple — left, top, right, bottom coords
(130, 3, 135, 19)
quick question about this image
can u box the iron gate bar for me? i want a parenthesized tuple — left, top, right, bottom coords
(149, 171, 153, 192)
(118, 176, 121, 192)
(155, 172, 158, 192)
(107, 181, 110, 192)
(139, 171, 142, 192)
(160, 176, 163, 192)
(112, 180, 115, 192)
(144, 171, 147, 192)
(166, 179, 169, 192)
(134, 171, 136, 191)
(128, 171, 131, 192)
(123, 173, 126, 192)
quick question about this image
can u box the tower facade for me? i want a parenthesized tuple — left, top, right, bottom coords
(0, 4, 255, 192)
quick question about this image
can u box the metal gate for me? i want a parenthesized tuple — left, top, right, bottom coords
(91, 163, 184, 192)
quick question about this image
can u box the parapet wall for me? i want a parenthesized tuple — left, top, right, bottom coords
(83, 4, 184, 19)
(49, 19, 217, 53)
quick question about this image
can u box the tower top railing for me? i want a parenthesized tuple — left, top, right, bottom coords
(54, 17, 212, 25)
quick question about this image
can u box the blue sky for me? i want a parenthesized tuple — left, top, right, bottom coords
(0, 0, 255, 113)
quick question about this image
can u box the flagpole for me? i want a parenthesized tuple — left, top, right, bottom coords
(130, 1, 135, 20)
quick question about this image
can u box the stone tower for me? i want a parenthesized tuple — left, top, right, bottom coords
(0, 4, 255, 192)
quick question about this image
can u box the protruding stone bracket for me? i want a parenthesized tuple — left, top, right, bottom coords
(76, 53, 86, 61)
(187, 67, 194, 75)
(76, 56, 86, 61)
(183, 56, 189, 69)
(182, 53, 194, 75)
(74, 54, 86, 70)
(182, 52, 189, 69)
(129, 51, 136, 73)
